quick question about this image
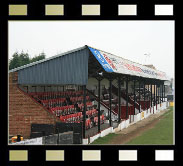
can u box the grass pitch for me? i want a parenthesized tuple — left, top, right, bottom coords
(126, 106, 174, 145)
(91, 106, 174, 145)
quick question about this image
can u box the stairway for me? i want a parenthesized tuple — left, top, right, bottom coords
(86, 89, 118, 121)
(111, 80, 140, 111)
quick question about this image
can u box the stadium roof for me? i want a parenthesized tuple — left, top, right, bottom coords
(88, 46, 168, 80)
(9, 45, 168, 85)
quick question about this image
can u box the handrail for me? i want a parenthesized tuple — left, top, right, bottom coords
(111, 84, 140, 110)
(86, 89, 118, 116)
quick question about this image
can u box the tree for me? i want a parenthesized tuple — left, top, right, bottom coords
(30, 52, 46, 63)
(9, 51, 46, 70)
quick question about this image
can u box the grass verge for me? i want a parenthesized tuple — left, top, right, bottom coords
(91, 106, 174, 145)
(126, 106, 173, 145)
(90, 133, 117, 144)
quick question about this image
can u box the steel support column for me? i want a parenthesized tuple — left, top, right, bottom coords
(164, 85, 166, 102)
(109, 78, 112, 126)
(154, 81, 155, 113)
(151, 83, 153, 111)
(156, 81, 158, 109)
(160, 83, 162, 104)
(83, 85, 86, 138)
(139, 79, 141, 113)
(158, 84, 160, 104)
(98, 79, 101, 133)
(161, 82, 163, 102)
(143, 80, 146, 110)
(134, 79, 136, 118)
(147, 83, 151, 108)
(157, 84, 159, 104)
(126, 76, 129, 120)
(118, 77, 121, 123)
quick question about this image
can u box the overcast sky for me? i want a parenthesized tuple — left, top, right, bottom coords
(9, 21, 174, 78)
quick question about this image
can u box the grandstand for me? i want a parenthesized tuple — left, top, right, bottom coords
(9, 45, 168, 144)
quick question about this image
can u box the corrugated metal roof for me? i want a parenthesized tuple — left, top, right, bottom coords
(17, 46, 89, 85)
(88, 46, 168, 80)
(9, 45, 87, 73)
(9, 45, 168, 84)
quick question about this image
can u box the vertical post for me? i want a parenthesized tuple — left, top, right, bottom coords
(164, 84, 166, 102)
(98, 79, 101, 133)
(162, 83, 163, 102)
(109, 78, 112, 126)
(160, 83, 162, 104)
(148, 84, 150, 109)
(151, 83, 152, 111)
(157, 84, 159, 104)
(139, 79, 141, 113)
(126, 76, 128, 120)
(161, 82, 163, 102)
(133, 79, 136, 119)
(83, 85, 86, 139)
(118, 77, 121, 123)
(143, 80, 145, 110)
(156, 81, 158, 109)
(158, 84, 160, 104)
(56, 128, 59, 144)
(163, 83, 164, 102)
(154, 81, 155, 113)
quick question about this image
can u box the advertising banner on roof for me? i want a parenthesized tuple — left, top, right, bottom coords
(88, 47, 114, 72)
(88, 46, 167, 80)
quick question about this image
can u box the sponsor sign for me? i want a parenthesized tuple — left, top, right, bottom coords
(88, 47, 114, 72)
(88, 46, 168, 80)
(12, 137, 42, 145)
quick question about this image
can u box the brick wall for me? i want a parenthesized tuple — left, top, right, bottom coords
(9, 72, 61, 139)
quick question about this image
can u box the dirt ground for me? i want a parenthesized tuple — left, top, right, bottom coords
(107, 108, 170, 144)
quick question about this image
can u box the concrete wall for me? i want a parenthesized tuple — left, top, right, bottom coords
(83, 101, 169, 144)
(43, 131, 73, 144)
